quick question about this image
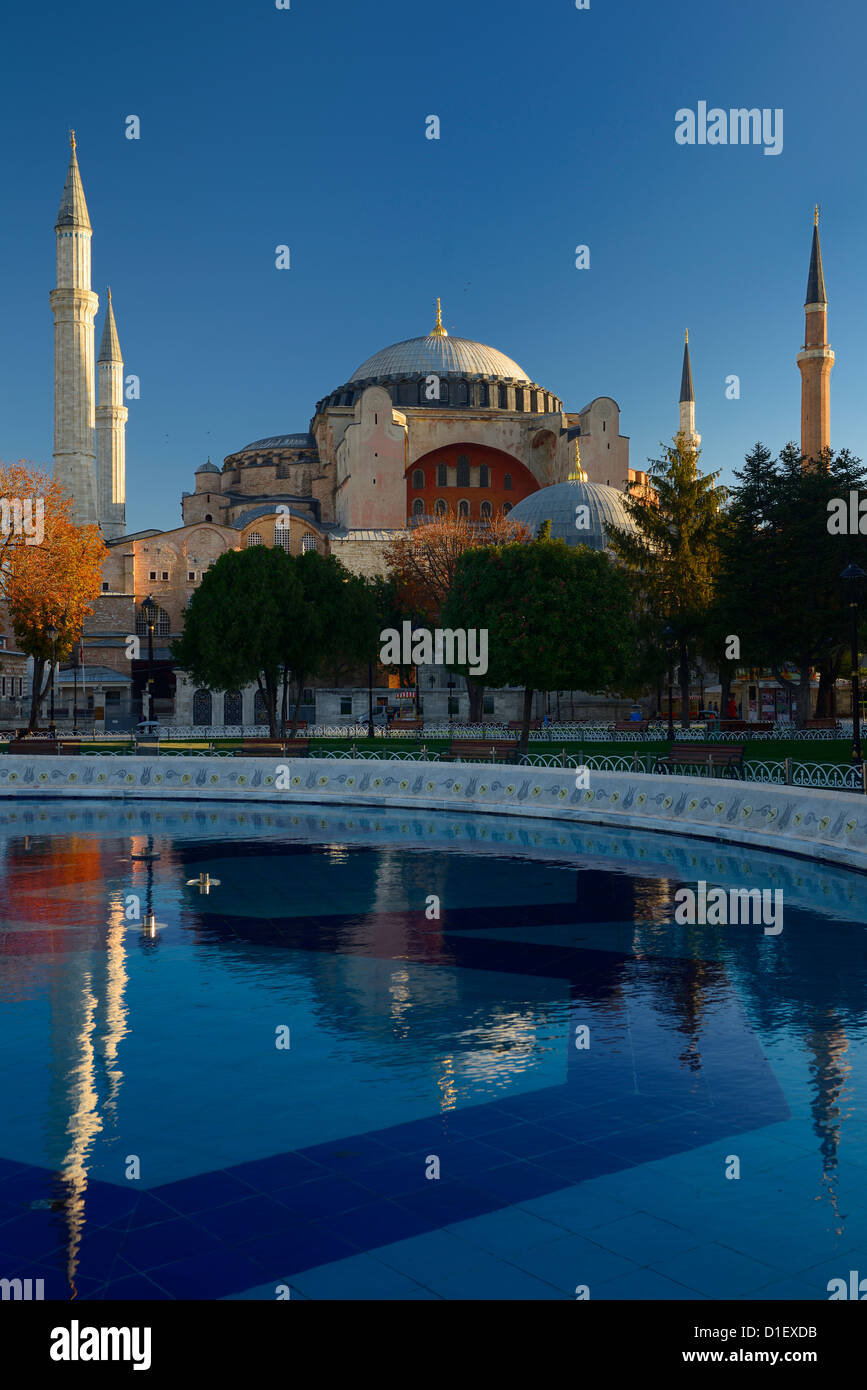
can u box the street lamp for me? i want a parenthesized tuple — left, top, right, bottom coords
(140, 595, 157, 723)
(840, 562, 865, 767)
(46, 621, 57, 735)
(72, 636, 80, 735)
(663, 624, 676, 742)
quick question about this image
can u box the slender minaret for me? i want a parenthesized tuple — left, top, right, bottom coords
(96, 287, 127, 538)
(50, 131, 99, 526)
(678, 329, 700, 452)
(797, 206, 834, 466)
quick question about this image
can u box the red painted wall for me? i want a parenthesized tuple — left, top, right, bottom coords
(406, 443, 539, 521)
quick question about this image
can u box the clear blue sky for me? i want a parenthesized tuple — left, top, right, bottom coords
(1, 0, 865, 532)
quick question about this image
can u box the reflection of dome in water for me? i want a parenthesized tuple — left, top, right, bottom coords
(508, 479, 637, 551)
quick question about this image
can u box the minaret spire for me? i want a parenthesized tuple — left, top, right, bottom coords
(797, 205, 834, 467)
(678, 331, 700, 452)
(96, 287, 127, 538)
(431, 297, 448, 337)
(50, 131, 99, 526)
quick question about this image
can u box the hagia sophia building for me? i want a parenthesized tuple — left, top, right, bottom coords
(5, 136, 833, 730)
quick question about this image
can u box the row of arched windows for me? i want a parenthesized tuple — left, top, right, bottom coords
(412, 499, 511, 519)
(412, 466, 512, 490)
(192, 689, 268, 725)
(245, 530, 318, 552)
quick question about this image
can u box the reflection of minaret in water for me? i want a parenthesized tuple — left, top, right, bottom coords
(804, 1015, 852, 1234)
(45, 891, 129, 1297)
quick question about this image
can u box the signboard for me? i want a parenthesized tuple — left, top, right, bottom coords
(395, 691, 415, 701)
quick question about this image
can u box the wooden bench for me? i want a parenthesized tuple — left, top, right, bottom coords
(655, 744, 744, 778)
(7, 738, 81, 755)
(804, 718, 841, 730)
(232, 738, 310, 757)
(615, 719, 649, 732)
(718, 720, 773, 733)
(441, 739, 519, 765)
(392, 718, 424, 732)
(507, 720, 542, 732)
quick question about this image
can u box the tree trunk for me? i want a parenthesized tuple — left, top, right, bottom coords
(795, 664, 812, 728)
(519, 685, 534, 754)
(465, 676, 484, 722)
(257, 675, 278, 738)
(289, 675, 304, 738)
(720, 666, 732, 726)
(678, 641, 691, 729)
(28, 657, 47, 733)
(280, 668, 290, 737)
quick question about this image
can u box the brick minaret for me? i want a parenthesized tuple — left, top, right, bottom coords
(50, 131, 99, 526)
(797, 207, 834, 467)
(96, 287, 127, 538)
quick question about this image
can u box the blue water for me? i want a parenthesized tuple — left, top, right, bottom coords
(1, 800, 866, 1300)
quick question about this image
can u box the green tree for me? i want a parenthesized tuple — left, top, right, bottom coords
(443, 536, 632, 750)
(172, 546, 297, 737)
(606, 433, 726, 728)
(716, 442, 867, 726)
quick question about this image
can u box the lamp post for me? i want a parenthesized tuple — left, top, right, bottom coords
(840, 562, 865, 767)
(140, 595, 157, 724)
(72, 637, 80, 735)
(663, 624, 676, 742)
(367, 660, 375, 742)
(46, 621, 57, 735)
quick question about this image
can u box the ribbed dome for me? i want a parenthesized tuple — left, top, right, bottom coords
(508, 480, 636, 551)
(348, 334, 531, 383)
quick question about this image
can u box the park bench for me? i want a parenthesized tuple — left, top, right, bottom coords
(441, 739, 519, 765)
(655, 743, 744, 778)
(804, 718, 841, 731)
(718, 720, 773, 733)
(232, 738, 310, 757)
(392, 718, 424, 732)
(507, 720, 542, 732)
(614, 719, 649, 732)
(6, 738, 82, 755)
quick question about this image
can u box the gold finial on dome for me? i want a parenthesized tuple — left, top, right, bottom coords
(431, 297, 448, 337)
(69, 129, 76, 151)
(685, 328, 688, 343)
(568, 439, 587, 483)
(815, 203, 819, 227)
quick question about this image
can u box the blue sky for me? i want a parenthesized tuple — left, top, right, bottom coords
(1, 0, 865, 532)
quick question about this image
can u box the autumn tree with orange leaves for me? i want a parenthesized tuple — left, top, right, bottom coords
(384, 509, 531, 720)
(1, 463, 106, 731)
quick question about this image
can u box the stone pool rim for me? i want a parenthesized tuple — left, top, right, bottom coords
(0, 754, 865, 874)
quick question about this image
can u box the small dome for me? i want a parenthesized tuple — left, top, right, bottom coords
(196, 458, 220, 474)
(508, 480, 637, 551)
(238, 434, 317, 451)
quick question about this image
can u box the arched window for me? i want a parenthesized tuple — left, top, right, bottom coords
(253, 688, 269, 726)
(136, 604, 170, 637)
(301, 533, 318, 552)
(434, 499, 447, 517)
(456, 455, 470, 487)
(412, 469, 425, 489)
(192, 689, 212, 726)
(224, 690, 242, 724)
(246, 531, 262, 547)
(204, 514, 213, 522)
(478, 383, 489, 407)
(437, 379, 449, 404)
(274, 527, 291, 551)
(480, 500, 492, 520)
(502, 502, 513, 516)
(412, 498, 425, 516)
(479, 464, 489, 488)
(397, 380, 416, 406)
(530, 390, 538, 412)
(514, 390, 524, 412)
(504, 473, 513, 491)
(453, 380, 469, 406)
(498, 385, 509, 408)
(436, 463, 447, 486)
(458, 499, 470, 518)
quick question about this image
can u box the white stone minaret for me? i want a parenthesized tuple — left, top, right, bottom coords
(50, 131, 99, 527)
(678, 329, 701, 452)
(96, 287, 127, 538)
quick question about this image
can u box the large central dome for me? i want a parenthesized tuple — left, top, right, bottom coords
(349, 333, 531, 383)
